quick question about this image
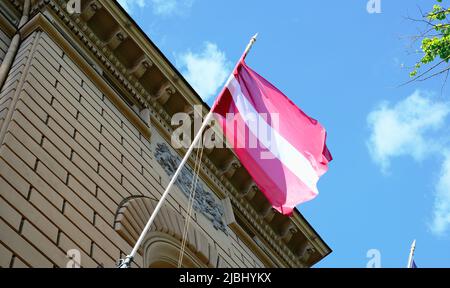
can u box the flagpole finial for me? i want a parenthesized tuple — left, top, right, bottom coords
(243, 33, 259, 59)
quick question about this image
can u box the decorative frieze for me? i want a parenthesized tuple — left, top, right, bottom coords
(154, 141, 228, 235)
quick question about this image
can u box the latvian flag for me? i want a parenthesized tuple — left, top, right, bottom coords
(212, 59, 332, 215)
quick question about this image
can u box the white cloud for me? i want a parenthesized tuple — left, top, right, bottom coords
(367, 91, 450, 172)
(150, 0, 177, 15)
(117, 0, 146, 13)
(177, 42, 231, 102)
(367, 91, 450, 236)
(431, 152, 450, 236)
(118, 0, 193, 15)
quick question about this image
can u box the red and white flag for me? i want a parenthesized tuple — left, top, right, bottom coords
(212, 59, 332, 215)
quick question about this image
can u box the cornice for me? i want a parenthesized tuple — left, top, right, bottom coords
(0, 1, 19, 37)
(42, 0, 150, 108)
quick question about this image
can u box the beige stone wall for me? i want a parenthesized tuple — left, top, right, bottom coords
(0, 28, 265, 268)
(0, 28, 11, 63)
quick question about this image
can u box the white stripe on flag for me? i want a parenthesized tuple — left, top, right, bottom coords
(227, 76, 319, 195)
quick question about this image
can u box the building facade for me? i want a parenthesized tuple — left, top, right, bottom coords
(0, 0, 331, 268)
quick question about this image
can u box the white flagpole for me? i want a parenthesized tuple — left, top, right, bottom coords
(117, 34, 258, 268)
(407, 239, 416, 268)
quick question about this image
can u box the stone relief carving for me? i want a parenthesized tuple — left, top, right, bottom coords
(154, 142, 228, 234)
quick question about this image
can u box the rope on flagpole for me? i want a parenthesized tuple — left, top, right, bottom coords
(117, 34, 259, 268)
(178, 145, 204, 267)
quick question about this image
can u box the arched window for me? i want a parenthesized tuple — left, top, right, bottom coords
(143, 232, 206, 268)
(114, 196, 218, 268)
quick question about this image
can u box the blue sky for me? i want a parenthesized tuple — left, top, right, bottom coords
(117, 0, 450, 267)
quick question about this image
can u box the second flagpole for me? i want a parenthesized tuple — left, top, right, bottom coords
(407, 239, 416, 268)
(117, 33, 258, 268)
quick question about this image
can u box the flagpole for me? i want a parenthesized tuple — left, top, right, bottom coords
(117, 34, 258, 268)
(407, 239, 416, 268)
